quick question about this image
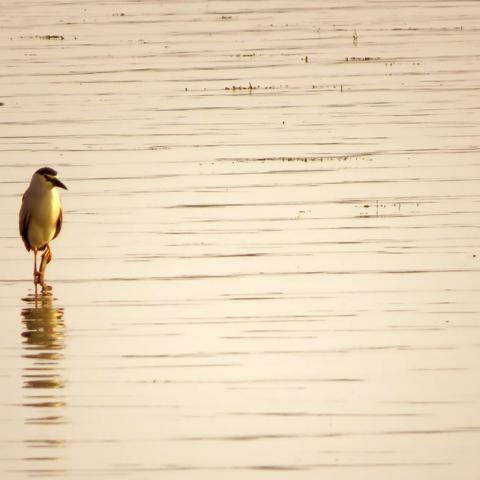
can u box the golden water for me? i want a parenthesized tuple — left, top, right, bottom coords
(1, 1, 480, 478)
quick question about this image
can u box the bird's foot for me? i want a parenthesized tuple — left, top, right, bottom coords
(41, 283, 52, 294)
(34, 271, 49, 290)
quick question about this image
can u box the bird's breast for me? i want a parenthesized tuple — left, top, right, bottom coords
(28, 190, 62, 248)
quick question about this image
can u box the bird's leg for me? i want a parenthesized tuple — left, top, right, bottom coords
(39, 245, 51, 286)
(33, 249, 39, 294)
(33, 248, 40, 285)
(40, 244, 52, 267)
(39, 245, 53, 292)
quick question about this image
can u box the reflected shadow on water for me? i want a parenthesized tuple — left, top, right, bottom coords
(20, 293, 67, 473)
(21, 293, 66, 420)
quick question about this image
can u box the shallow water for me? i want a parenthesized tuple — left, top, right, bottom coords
(1, 0, 480, 478)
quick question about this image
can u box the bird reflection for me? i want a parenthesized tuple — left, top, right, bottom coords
(21, 292, 66, 419)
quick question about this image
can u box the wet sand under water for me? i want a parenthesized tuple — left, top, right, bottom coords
(1, 1, 480, 478)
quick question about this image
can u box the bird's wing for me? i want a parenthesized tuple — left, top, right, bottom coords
(52, 208, 62, 240)
(19, 193, 32, 251)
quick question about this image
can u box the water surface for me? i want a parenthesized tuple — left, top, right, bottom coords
(1, 1, 480, 478)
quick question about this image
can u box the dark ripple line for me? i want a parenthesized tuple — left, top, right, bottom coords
(4, 266, 478, 286)
(5, 461, 449, 474)
(175, 425, 480, 442)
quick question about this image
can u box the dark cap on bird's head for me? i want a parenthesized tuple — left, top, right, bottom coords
(36, 167, 58, 176)
(35, 167, 67, 190)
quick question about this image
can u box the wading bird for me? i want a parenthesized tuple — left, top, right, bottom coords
(19, 167, 67, 291)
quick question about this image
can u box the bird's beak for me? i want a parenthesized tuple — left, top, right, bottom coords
(52, 177, 68, 190)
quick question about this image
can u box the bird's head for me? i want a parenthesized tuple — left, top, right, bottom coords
(34, 167, 68, 191)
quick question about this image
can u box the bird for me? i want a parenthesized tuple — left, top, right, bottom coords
(19, 167, 68, 291)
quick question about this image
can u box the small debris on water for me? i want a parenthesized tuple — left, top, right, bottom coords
(18, 34, 65, 40)
(235, 155, 361, 163)
(345, 56, 380, 61)
(225, 83, 289, 91)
